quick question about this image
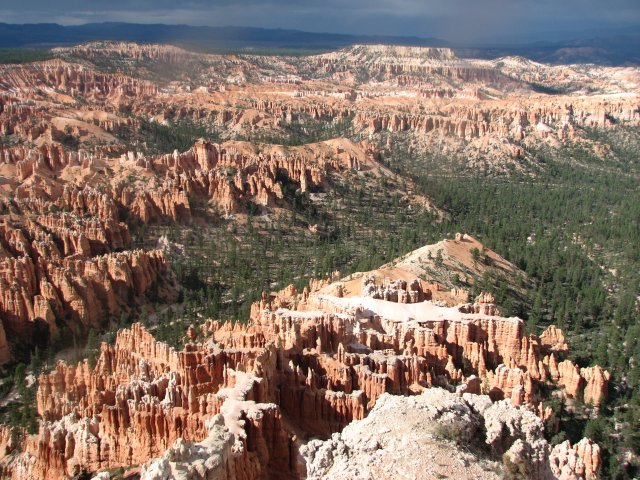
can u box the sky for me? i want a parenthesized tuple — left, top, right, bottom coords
(2, 0, 639, 44)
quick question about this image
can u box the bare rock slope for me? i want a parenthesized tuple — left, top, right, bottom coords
(302, 388, 601, 480)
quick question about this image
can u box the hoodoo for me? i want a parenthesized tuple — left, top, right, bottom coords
(0, 241, 606, 479)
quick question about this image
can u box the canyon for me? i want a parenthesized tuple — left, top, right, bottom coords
(0, 40, 636, 478)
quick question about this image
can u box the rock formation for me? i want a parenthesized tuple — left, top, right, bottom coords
(0, 39, 628, 478)
(0, 239, 606, 479)
(3, 323, 296, 479)
(0, 60, 158, 98)
(550, 438, 602, 480)
(2, 42, 638, 173)
(0, 131, 382, 361)
(0, 172, 176, 361)
(302, 388, 602, 480)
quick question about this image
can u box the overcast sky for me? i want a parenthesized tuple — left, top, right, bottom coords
(2, 0, 639, 44)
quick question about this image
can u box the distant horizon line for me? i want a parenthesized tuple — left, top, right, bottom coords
(1, 21, 639, 49)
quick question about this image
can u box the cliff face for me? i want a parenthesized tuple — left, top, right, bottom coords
(0, 239, 606, 478)
(245, 284, 608, 410)
(0, 134, 384, 361)
(2, 136, 377, 225)
(0, 60, 158, 98)
(251, 96, 639, 162)
(0, 172, 175, 361)
(5, 323, 297, 480)
(0, 221, 174, 358)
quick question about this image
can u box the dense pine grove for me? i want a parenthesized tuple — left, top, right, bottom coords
(397, 129, 640, 478)
(113, 119, 221, 154)
(0, 48, 53, 64)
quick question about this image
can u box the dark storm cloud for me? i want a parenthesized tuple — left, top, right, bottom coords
(2, 0, 639, 43)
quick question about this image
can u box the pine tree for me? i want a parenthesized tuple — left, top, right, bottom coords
(86, 329, 99, 369)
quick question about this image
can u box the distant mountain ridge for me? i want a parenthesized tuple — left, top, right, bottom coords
(0, 22, 639, 65)
(456, 32, 640, 66)
(0, 22, 444, 51)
